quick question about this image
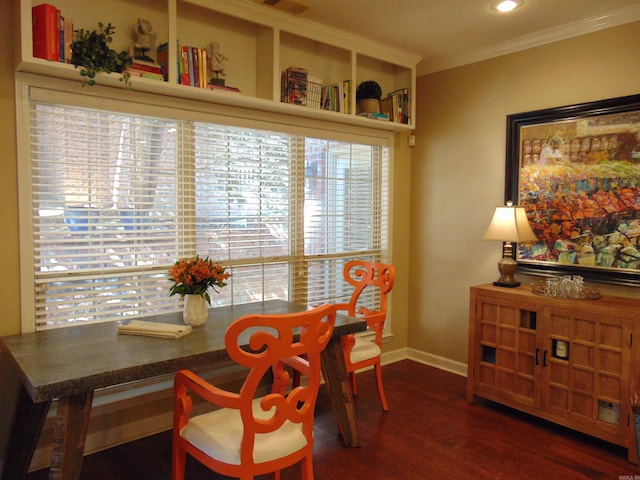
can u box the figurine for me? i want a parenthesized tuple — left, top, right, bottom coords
(207, 41, 228, 85)
(131, 18, 157, 63)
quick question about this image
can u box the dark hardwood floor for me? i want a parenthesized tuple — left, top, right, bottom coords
(27, 360, 638, 479)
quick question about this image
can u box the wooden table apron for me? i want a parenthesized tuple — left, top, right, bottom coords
(0, 300, 366, 480)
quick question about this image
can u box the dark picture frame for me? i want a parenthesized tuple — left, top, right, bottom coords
(505, 93, 640, 286)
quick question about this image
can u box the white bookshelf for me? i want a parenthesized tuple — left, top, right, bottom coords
(18, 0, 420, 130)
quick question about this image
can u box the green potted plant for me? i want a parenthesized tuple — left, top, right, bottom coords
(71, 22, 132, 87)
(356, 80, 382, 113)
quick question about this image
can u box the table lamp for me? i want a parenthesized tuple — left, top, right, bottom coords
(482, 201, 537, 287)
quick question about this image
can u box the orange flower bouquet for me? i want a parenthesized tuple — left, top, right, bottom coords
(168, 256, 230, 305)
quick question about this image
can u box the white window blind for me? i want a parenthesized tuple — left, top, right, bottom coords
(24, 94, 389, 330)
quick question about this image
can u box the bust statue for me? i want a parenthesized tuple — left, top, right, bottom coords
(207, 41, 228, 85)
(131, 18, 157, 63)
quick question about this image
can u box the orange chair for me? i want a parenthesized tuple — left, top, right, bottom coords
(172, 304, 336, 480)
(338, 260, 395, 411)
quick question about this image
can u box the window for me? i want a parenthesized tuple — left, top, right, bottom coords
(19, 80, 390, 331)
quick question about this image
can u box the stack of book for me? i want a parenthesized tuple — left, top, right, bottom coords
(357, 112, 389, 121)
(321, 80, 352, 114)
(128, 60, 164, 81)
(32, 3, 73, 64)
(207, 84, 241, 93)
(281, 66, 308, 106)
(156, 42, 240, 92)
(177, 44, 208, 88)
(380, 88, 411, 124)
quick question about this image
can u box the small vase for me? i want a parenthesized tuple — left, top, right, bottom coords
(183, 294, 208, 327)
(357, 98, 380, 114)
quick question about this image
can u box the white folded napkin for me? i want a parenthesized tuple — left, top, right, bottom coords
(118, 320, 192, 339)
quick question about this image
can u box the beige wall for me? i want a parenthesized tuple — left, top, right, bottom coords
(411, 21, 640, 365)
(1, 0, 19, 337)
(0, 0, 22, 465)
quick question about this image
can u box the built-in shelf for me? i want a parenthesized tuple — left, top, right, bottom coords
(18, 0, 420, 131)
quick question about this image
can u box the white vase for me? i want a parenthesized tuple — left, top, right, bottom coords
(183, 294, 208, 326)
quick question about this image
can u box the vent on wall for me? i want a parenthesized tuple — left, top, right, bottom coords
(252, 0, 310, 15)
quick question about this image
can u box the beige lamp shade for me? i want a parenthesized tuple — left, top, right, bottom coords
(482, 204, 537, 243)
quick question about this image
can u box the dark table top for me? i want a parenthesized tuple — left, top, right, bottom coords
(0, 300, 365, 403)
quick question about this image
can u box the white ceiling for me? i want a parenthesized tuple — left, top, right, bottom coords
(276, 0, 640, 75)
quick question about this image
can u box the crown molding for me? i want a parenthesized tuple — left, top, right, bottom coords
(417, 4, 640, 76)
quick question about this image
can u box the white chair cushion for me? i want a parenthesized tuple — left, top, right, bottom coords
(349, 336, 381, 363)
(180, 397, 307, 465)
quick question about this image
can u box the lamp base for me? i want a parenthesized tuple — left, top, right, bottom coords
(493, 280, 521, 288)
(494, 251, 521, 288)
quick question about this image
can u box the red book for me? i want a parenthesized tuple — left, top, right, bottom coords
(32, 3, 60, 61)
(207, 84, 240, 93)
(129, 62, 163, 74)
(180, 45, 190, 86)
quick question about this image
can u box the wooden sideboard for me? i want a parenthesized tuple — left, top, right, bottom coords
(467, 283, 640, 462)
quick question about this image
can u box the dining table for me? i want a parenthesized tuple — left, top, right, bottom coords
(0, 300, 367, 480)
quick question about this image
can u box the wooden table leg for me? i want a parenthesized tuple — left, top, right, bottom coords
(48, 390, 94, 480)
(2, 384, 51, 480)
(320, 336, 360, 447)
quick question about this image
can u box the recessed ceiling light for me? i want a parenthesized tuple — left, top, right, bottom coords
(491, 0, 523, 13)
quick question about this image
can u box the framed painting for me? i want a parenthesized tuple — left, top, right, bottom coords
(505, 93, 640, 286)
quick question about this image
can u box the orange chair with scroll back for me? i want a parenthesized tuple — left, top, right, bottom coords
(338, 260, 395, 411)
(172, 303, 335, 480)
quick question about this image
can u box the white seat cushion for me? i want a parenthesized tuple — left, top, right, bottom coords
(349, 336, 381, 363)
(180, 397, 307, 465)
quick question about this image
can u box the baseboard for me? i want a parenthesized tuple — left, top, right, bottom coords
(357, 347, 467, 377)
(25, 348, 467, 473)
(405, 347, 467, 377)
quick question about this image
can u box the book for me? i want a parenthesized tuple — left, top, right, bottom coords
(156, 42, 169, 81)
(336, 82, 345, 112)
(128, 69, 164, 81)
(357, 111, 389, 121)
(387, 88, 410, 124)
(190, 46, 198, 87)
(59, 14, 64, 62)
(130, 57, 158, 68)
(281, 66, 308, 106)
(319, 80, 351, 114)
(342, 79, 352, 114)
(176, 45, 211, 88)
(379, 96, 395, 122)
(321, 82, 336, 111)
(32, 3, 60, 61)
(180, 45, 190, 86)
(199, 48, 207, 88)
(63, 17, 73, 64)
(207, 83, 241, 93)
(391, 93, 400, 123)
(130, 62, 163, 74)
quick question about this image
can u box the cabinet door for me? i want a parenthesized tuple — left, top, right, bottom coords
(541, 307, 631, 443)
(472, 294, 540, 407)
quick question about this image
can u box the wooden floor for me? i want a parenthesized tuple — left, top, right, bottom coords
(27, 360, 638, 479)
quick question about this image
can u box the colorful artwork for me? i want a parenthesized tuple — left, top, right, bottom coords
(505, 94, 640, 285)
